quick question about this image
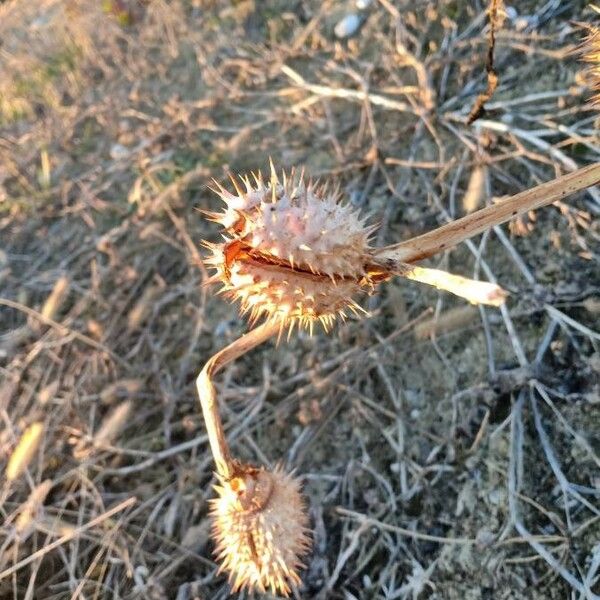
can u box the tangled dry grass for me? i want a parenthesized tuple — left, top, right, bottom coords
(1, 0, 599, 598)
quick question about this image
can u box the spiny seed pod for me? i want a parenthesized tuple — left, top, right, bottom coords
(210, 463, 311, 596)
(204, 163, 380, 333)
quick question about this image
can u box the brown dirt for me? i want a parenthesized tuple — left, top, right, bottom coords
(1, 1, 599, 598)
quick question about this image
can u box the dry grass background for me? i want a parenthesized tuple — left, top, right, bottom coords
(1, 0, 600, 598)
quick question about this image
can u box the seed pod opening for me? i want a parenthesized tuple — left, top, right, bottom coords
(210, 464, 311, 596)
(204, 165, 380, 332)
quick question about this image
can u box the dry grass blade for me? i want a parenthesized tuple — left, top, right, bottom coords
(73, 400, 133, 460)
(280, 64, 412, 113)
(0, 298, 131, 369)
(127, 283, 163, 330)
(336, 508, 477, 545)
(99, 378, 143, 405)
(40, 275, 70, 321)
(5, 422, 44, 482)
(414, 305, 478, 339)
(92, 400, 132, 448)
(0, 497, 136, 581)
(463, 165, 487, 214)
(15, 479, 53, 535)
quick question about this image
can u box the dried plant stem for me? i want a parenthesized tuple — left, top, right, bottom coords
(5, 422, 44, 482)
(467, 0, 500, 124)
(374, 163, 600, 264)
(281, 64, 411, 114)
(0, 496, 136, 581)
(0, 297, 130, 369)
(197, 321, 281, 479)
(388, 262, 508, 306)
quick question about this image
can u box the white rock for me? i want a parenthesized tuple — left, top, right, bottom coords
(514, 16, 531, 32)
(504, 5, 518, 21)
(110, 143, 130, 160)
(334, 14, 361, 39)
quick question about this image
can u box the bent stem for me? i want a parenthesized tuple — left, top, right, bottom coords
(374, 163, 600, 264)
(385, 262, 508, 306)
(197, 321, 281, 480)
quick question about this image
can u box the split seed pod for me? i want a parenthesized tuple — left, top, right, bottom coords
(204, 163, 507, 331)
(211, 463, 311, 595)
(204, 163, 379, 333)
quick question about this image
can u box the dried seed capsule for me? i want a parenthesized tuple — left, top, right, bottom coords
(204, 164, 377, 331)
(211, 464, 311, 596)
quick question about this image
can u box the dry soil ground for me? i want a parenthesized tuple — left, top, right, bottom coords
(1, 1, 600, 598)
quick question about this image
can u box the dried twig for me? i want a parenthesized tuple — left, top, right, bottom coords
(0, 297, 131, 369)
(375, 163, 600, 264)
(467, 0, 501, 124)
(0, 497, 136, 581)
(281, 64, 412, 114)
(337, 507, 477, 545)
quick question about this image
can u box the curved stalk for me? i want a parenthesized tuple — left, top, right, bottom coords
(196, 321, 281, 479)
(387, 262, 508, 306)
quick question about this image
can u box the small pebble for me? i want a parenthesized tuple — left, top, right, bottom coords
(110, 143, 130, 160)
(334, 13, 361, 39)
(214, 320, 232, 337)
(504, 5, 518, 21)
(514, 16, 531, 31)
(356, 0, 372, 8)
(476, 529, 496, 548)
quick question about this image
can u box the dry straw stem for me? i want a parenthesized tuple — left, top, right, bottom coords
(0, 297, 130, 369)
(466, 0, 501, 124)
(196, 320, 281, 479)
(40, 275, 70, 321)
(462, 165, 487, 214)
(92, 400, 132, 447)
(388, 263, 507, 306)
(414, 305, 478, 339)
(6, 422, 44, 482)
(14, 479, 53, 536)
(281, 64, 412, 114)
(127, 281, 164, 330)
(0, 496, 136, 582)
(374, 163, 600, 265)
(73, 401, 133, 460)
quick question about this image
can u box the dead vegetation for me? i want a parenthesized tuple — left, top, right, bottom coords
(1, 0, 599, 598)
